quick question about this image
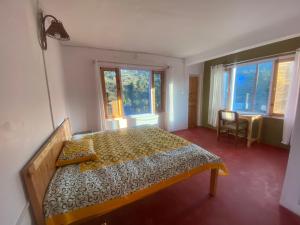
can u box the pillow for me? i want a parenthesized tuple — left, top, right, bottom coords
(56, 139, 97, 167)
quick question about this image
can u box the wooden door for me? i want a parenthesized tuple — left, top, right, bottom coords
(188, 76, 199, 128)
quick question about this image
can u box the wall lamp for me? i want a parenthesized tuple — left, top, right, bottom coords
(40, 13, 70, 50)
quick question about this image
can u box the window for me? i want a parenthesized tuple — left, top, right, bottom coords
(254, 61, 273, 113)
(270, 59, 294, 115)
(100, 68, 123, 118)
(223, 57, 294, 116)
(233, 63, 258, 112)
(100, 67, 165, 118)
(121, 69, 151, 116)
(153, 71, 164, 113)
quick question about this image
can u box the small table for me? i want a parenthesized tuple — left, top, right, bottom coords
(239, 114, 263, 147)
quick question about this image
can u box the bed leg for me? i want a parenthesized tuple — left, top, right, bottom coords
(209, 168, 218, 197)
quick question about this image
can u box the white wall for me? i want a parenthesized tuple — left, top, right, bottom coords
(44, 39, 68, 127)
(186, 62, 204, 76)
(280, 89, 300, 216)
(0, 1, 67, 225)
(61, 46, 188, 133)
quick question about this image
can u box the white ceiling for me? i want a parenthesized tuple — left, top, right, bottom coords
(41, 0, 300, 62)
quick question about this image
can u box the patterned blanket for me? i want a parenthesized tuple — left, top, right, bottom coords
(44, 126, 227, 225)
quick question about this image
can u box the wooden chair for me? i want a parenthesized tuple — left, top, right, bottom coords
(217, 110, 248, 144)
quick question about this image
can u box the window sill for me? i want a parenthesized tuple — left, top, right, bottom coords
(237, 111, 283, 120)
(125, 113, 161, 119)
(262, 115, 284, 120)
(105, 113, 163, 121)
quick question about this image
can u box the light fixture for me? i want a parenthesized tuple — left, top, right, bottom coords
(40, 13, 70, 50)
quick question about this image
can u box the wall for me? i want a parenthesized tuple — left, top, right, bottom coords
(0, 1, 67, 225)
(280, 87, 300, 215)
(186, 63, 204, 76)
(61, 45, 188, 133)
(44, 39, 68, 127)
(202, 36, 300, 148)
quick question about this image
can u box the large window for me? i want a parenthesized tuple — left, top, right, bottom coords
(223, 57, 294, 116)
(100, 67, 165, 118)
(121, 69, 151, 115)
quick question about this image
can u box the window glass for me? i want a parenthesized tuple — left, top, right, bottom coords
(121, 69, 151, 115)
(103, 70, 119, 117)
(273, 60, 293, 114)
(233, 64, 257, 112)
(154, 72, 162, 112)
(254, 61, 273, 113)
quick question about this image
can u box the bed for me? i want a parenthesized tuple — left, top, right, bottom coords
(22, 119, 228, 225)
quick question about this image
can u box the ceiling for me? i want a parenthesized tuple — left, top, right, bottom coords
(41, 0, 300, 62)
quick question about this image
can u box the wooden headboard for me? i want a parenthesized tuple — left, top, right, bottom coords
(22, 119, 72, 225)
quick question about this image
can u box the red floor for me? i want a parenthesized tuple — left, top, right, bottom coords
(83, 127, 300, 225)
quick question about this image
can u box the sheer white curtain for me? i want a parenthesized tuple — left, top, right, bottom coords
(208, 64, 225, 127)
(282, 49, 300, 144)
(94, 62, 107, 131)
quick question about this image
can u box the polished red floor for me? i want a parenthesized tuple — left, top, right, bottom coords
(83, 127, 300, 225)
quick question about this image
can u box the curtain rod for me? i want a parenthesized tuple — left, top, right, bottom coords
(223, 50, 296, 67)
(94, 60, 170, 69)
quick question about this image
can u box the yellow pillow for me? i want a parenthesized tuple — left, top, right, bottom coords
(56, 139, 97, 167)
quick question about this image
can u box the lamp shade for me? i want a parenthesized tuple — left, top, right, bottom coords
(45, 20, 70, 41)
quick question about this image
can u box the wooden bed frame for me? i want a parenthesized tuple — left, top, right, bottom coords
(22, 119, 218, 225)
(22, 119, 72, 225)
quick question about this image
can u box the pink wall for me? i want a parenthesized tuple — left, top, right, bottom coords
(44, 39, 68, 128)
(0, 1, 68, 225)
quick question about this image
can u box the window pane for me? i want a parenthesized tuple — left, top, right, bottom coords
(154, 72, 162, 112)
(121, 69, 151, 115)
(254, 61, 273, 113)
(273, 60, 293, 114)
(233, 64, 257, 112)
(103, 70, 119, 117)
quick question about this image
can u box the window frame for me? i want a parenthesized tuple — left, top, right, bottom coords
(269, 57, 294, 117)
(100, 67, 123, 119)
(151, 71, 165, 113)
(100, 67, 165, 119)
(223, 56, 294, 117)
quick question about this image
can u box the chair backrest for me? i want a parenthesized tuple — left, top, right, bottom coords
(218, 110, 239, 123)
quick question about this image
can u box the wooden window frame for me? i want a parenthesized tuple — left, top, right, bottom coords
(224, 57, 294, 117)
(101, 67, 165, 118)
(269, 57, 294, 117)
(151, 71, 165, 113)
(100, 67, 123, 119)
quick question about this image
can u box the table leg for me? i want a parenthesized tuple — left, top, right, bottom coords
(257, 118, 263, 143)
